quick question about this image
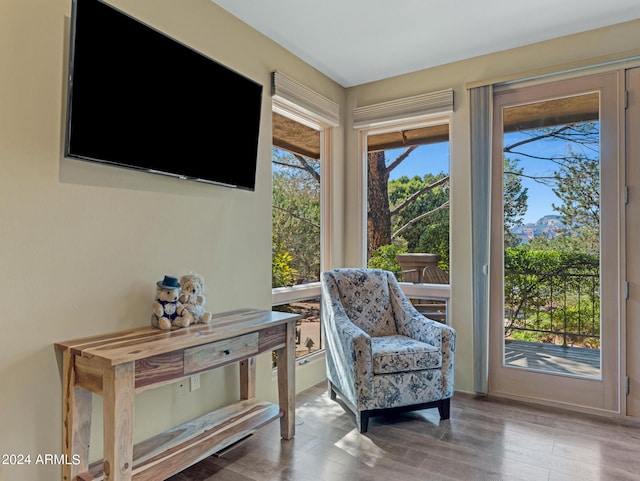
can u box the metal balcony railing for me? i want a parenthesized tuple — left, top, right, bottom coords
(504, 267, 600, 348)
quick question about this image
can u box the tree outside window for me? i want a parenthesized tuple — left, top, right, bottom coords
(271, 111, 323, 363)
(366, 125, 451, 281)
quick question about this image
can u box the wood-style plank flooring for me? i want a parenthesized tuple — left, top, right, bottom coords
(168, 382, 640, 481)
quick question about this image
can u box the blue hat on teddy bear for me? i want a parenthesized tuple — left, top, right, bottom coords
(157, 275, 181, 289)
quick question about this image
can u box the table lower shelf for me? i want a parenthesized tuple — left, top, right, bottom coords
(80, 399, 281, 481)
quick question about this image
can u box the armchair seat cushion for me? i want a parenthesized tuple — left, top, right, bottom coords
(372, 335, 442, 374)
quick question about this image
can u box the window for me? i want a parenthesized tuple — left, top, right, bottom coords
(354, 89, 454, 322)
(272, 111, 323, 361)
(500, 93, 601, 369)
(365, 122, 451, 322)
(366, 124, 450, 273)
(270, 72, 338, 365)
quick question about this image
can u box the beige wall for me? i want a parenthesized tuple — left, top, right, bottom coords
(344, 19, 640, 394)
(0, 1, 343, 480)
(2, 0, 640, 479)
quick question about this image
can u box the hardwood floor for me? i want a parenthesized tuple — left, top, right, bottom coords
(168, 383, 640, 481)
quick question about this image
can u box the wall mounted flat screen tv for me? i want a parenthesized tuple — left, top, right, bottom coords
(65, 0, 263, 191)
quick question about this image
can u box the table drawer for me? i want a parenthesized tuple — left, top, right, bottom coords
(184, 332, 259, 374)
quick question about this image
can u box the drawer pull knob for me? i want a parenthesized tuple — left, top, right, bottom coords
(224, 349, 231, 355)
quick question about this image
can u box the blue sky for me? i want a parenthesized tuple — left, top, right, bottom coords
(386, 143, 450, 181)
(518, 176, 559, 224)
(385, 130, 599, 225)
(505, 131, 563, 224)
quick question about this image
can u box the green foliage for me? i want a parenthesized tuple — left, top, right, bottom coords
(551, 143, 600, 255)
(505, 246, 598, 274)
(272, 235, 297, 288)
(504, 246, 600, 346)
(509, 330, 542, 343)
(503, 121, 600, 252)
(503, 157, 529, 247)
(498, 121, 603, 346)
(272, 148, 320, 285)
(367, 243, 407, 277)
(388, 173, 450, 270)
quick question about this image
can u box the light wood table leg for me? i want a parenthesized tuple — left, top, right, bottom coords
(62, 351, 92, 481)
(103, 362, 135, 481)
(276, 321, 296, 440)
(239, 356, 256, 400)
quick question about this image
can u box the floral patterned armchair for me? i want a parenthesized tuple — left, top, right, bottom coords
(321, 268, 456, 433)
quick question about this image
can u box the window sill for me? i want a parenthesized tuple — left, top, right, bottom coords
(272, 282, 321, 306)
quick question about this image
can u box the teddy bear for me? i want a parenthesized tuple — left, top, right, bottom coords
(179, 273, 213, 325)
(151, 275, 193, 330)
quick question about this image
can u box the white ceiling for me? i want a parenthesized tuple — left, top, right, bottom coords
(211, 0, 640, 87)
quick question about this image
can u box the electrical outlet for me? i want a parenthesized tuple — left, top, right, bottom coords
(190, 374, 201, 392)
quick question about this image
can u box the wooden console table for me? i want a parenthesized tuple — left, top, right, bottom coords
(55, 308, 299, 481)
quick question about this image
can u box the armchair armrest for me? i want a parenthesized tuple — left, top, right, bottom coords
(389, 278, 456, 396)
(389, 279, 443, 348)
(440, 321, 456, 397)
(321, 276, 374, 409)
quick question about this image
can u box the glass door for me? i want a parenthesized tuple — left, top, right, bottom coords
(489, 72, 621, 412)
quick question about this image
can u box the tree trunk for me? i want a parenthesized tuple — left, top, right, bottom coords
(367, 151, 391, 257)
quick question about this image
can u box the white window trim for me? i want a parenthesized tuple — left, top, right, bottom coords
(399, 282, 451, 325)
(273, 281, 450, 321)
(272, 282, 321, 306)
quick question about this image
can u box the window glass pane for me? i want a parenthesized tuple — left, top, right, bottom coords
(272, 111, 323, 363)
(272, 113, 321, 288)
(273, 297, 322, 367)
(366, 124, 450, 285)
(501, 92, 601, 378)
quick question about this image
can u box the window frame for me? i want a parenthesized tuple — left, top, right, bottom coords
(271, 99, 333, 362)
(357, 115, 453, 318)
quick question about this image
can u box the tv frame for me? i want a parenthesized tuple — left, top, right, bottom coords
(64, 0, 263, 191)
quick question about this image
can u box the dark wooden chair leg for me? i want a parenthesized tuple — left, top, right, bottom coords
(358, 411, 369, 433)
(438, 398, 451, 420)
(328, 381, 337, 400)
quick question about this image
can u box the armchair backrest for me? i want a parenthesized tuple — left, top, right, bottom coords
(321, 268, 398, 337)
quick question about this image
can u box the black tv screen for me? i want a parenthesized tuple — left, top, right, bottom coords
(65, 0, 263, 190)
